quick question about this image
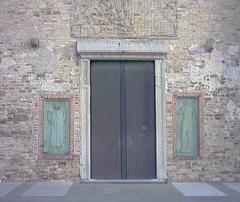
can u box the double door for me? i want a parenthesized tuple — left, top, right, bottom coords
(91, 61, 156, 179)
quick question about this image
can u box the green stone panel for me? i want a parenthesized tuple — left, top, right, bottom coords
(176, 97, 199, 157)
(43, 99, 70, 156)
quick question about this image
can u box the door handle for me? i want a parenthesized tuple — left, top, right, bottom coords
(142, 126, 148, 132)
(140, 125, 148, 137)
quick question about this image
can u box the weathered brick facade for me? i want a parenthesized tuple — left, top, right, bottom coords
(0, 0, 240, 182)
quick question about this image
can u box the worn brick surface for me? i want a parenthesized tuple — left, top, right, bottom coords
(0, 0, 240, 182)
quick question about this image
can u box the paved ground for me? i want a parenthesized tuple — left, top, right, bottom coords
(0, 182, 239, 202)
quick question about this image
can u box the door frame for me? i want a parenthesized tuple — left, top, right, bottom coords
(78, 39, 168, 181)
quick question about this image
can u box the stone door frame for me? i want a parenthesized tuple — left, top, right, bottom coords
(78, 39, 168, 181)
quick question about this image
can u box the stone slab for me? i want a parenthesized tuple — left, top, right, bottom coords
(21, 182, 72, 197)
(172, 183, 227, 196)
(223, 183, 240, 193)
(0, 182, 22, 197)
(77, 39, 169, 56)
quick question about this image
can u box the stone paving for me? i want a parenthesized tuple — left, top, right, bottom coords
(0, 182, 239, 202)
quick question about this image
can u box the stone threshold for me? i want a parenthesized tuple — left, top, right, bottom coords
(79, 179, 166, 184)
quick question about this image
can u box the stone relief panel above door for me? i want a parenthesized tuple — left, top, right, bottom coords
(71, 0, 178, 38)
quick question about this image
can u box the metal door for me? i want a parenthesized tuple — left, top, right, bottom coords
(91, 61, 121, 179)
(91, 61, 156, 179)
(125, 61, 156, 179)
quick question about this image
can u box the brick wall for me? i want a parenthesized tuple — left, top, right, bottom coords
(0, 0, 239, 182)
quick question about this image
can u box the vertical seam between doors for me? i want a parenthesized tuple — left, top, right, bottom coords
(120, 61, 127, 179)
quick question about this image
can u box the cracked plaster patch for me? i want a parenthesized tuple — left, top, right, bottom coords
(225, 100, 240, 121)
(188, 45, 240, 93)
(0, 57, 16, 69)
(188, 44, 206, 54)
(24, 48, 58, 75)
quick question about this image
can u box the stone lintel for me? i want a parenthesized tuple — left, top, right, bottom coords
(77, 39, 169, 58)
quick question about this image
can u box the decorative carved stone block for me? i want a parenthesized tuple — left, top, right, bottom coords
(71, 0, 178, 38)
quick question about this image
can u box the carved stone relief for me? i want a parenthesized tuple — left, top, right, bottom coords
(71, 0, 178, 38)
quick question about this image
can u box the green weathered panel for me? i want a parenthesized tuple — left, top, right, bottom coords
(43, 99, 70, 156)
(176, 97, 199, 157)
